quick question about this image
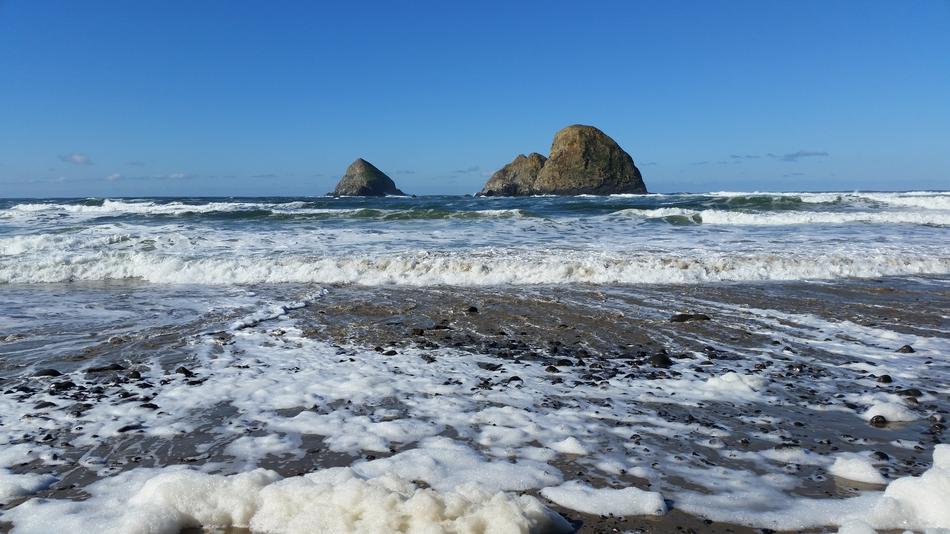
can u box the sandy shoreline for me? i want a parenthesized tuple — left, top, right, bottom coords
(1, 277, 947, 533)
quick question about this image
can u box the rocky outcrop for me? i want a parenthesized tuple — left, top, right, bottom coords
(331, 158, 405, 196)
(477, 153, 547, 197)
(479, 125, 646, 196)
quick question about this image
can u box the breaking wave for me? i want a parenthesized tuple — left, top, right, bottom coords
(1, 250, 947, 285)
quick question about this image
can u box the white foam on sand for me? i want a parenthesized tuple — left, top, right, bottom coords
(3, 466, 572, 534)
(828, 454, 887, 485)
(540, 481, 667, 517)
(2, 293, 948, 533)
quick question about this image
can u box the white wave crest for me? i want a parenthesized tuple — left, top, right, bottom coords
(1, 250, 947, 285)
(614, 207, 950, 226)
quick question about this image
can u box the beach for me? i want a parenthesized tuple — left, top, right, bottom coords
(1, 193, 948, 533)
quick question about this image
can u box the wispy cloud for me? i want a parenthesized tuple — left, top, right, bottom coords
(692, 161, 710, 166)
(394, 169, 416, 175)
(729, 154, 760, 160)
(640, 161, 658, 166)
(251, 173, 278, 179)
(120, 172, 195, 181)
(768, 150, 829, 162)
(105, 173, 122, 181)
(59, 153, 93, 165)
(454, 166, 480, 174)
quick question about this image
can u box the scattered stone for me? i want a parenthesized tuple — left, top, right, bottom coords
(33, 369, 62, 378)
(34, 401, 57, 409)
(465, 306, 479, 314)
(649, 354, 674, 368)
(382, 350, 398, 356)
(869, 415, 888, 427)
(670, 313, 711, 323)
(876, 374, 893, 384)
(140, 403, 159, 410)
(895, 345, 915, 353)
(175, 366, 195, 378)
(86, 363, 127, 373)
(50, 381, 76, 391)
(410, 328, 425, 336)
(117, 424, 144, 433)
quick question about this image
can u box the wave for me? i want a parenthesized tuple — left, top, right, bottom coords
(1, 250, 946, 285)
(704, 191, 950, 210)
(1, 200, 530, 221)
(612, 207, 950, 226)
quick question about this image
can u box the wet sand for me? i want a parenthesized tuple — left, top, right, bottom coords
(1, 277, 947, 533)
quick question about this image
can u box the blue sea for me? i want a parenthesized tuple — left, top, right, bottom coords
(1, 191, 947, 285)
(1, 191, 949, 533)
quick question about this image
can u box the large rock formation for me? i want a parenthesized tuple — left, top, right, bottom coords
(479, 125, 646, 196)
(477, 153, 547, 197)
(331, 158, 406, 196)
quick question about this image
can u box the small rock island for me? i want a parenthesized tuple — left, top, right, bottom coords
(331, 158, 406, 196)
(479, 125, 647, 196)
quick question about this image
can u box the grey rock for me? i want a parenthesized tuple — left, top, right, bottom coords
(479, 153, 547, 196)
(479, 125, 646, 196)
(331, 158, 405, 197)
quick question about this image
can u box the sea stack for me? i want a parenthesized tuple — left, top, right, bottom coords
(479, 125, 647, 196)
(331, 158, 406, 196)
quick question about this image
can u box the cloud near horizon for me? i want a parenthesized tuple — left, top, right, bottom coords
(59, 153, 93, 165)
(772, 150, 829, 162)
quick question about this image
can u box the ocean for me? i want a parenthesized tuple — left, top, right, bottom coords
(1, 191, 948, 533)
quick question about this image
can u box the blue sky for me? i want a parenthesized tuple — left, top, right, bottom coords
(1, 0, 948, 197)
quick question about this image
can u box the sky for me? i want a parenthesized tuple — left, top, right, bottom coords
(1, 0, 948, 197)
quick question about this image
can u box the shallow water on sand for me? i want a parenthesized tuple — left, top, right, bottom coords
(1, 277, 948, 533)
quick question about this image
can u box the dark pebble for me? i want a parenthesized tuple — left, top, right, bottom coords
(86, 363, 127, 373)
(545, 365, 559, 373)
(898, 388, 923, 398)
(127, 370, 142, 380)
(50, 381, 76, 391)
(420, 354, 436, 364)
(34, 401, 57, 409)
(140, 403, 159, 410)
(382, 350, 398, 356)
(410, 328, 425, 336)
(670, 313, 711, 323)
(877, 374, 893, 384)
(117, 424, 144, 433)
(895, 345, 915, 353)
(33, 369, 62, 378)
(465, 306, 479, 314)
(175, 366, 195, 378)
(870, 415, 888, 427)
(649, 354, 674, 368)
